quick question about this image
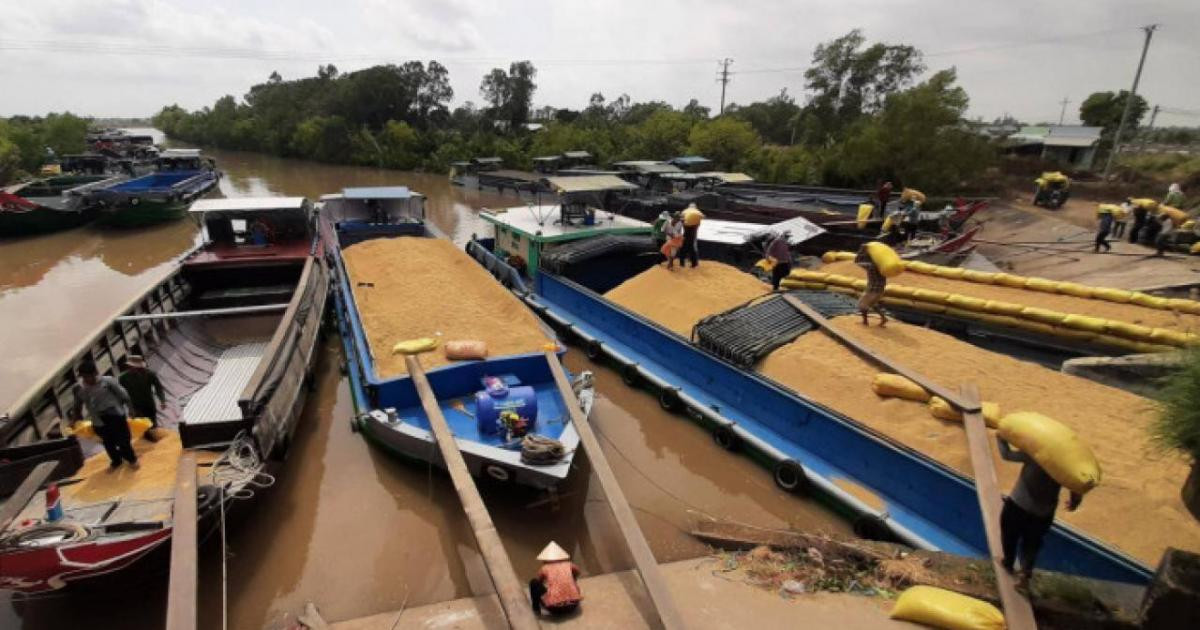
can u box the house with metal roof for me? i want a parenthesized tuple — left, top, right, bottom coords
(1005, 125, 1104, 170)
(668, 156, 714, 172)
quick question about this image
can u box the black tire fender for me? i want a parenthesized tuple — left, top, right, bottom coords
(658, 388, 681, 412)
(712, 425, 739, 451)
(585, 339, 603, 360)
(620, 363, 639, 386)
(773, 459, 809, 494)
(483, 463, 513, 484)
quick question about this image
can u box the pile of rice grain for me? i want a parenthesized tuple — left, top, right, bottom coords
(343, 237, 550, 378)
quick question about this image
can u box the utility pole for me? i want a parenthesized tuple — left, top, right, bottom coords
(1139, 104, 1161, 151)
(1058, 97, 1071, 125)
(717, 58, 733, 115)
(1103, 24, 1158, 179)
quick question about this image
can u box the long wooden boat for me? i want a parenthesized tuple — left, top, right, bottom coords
(320, 186, 591, 490)
(468, 207, 1155, 585)
(90, 150, 220, 228)
(0, 175, 125, 237)
(0, 196, 328, 594)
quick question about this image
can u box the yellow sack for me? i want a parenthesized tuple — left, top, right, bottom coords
(982, 300, 1024, 316)
(998, 412, 1101, 494)
(946, 294, 987, 312)
(900, 188, 926, 204)
(890, 586, 1005, 630)
(69, 420, 98, 440)
(851, 278, 867, 290)
(1056, 282, 1094, 299)
(1093, 287, 1133, 303)
(682, 206, 704, 227)
(962, 269, 996, 284)
(1105, 320, 1155, 342)
(974, 313, 1019, 328)
(872, 373, 931, 402)
(1021, 306, 1066, 325)
(1024, 277, 1059, 293)
(1034, 177, 1047, 189)
(880, 214, 895, 233)
(884, 285, 916, 299)
(1096, 203, 1119, 216)
(824, 273, 856, 287)
(754, 258, 777, 273)
(1050, 326, 1097, 342)
(865, 241, 904, 278)
(992, 273, 1027, 289)
(1009, 319, 1056, 336)
(1097, 334, 1174, 354)
(933, 266, 966, 279)
(1150, 328, 1196, 347)
(1131, 198, 1159, 211)
(1182, 219, 1196, 231)
(1192, 242, 1200, 255)
(821, 251, 840, 264)
(1168, 298, 1200, 314)
(128, 417, 153, 440)
(1160, 206, 1187, 226)
(788, 270, 829, 283)
(1129, 292, 1169, 309)
(857, 203, 874, 229)
(392, 337, 439, 355)
(928, 397, 1001, 428)
(1042, 171, 1068, 184)
(906, 261, 937, 274)
(913, 288, 951, 303)
(1060, 314, 1107, 334)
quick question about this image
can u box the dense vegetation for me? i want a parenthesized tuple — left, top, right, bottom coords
(153, 31, 1000, 192)
(0, 113, 90, 183)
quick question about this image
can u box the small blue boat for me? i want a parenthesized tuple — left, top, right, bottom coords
(91, 149, 220, 227)
(321, 186, 590, 489)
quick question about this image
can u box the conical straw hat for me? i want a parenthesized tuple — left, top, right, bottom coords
(537, 541, 570, 562)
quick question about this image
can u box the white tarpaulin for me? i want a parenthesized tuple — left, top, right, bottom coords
(698, 215, 826, 245)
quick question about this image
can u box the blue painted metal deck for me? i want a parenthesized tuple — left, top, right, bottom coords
(465, 239, 1154, 584)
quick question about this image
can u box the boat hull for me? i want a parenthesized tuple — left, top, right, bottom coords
(0, 204, 96, 237)
(0, 527, 172, 594)
(95, 197, 189, 227)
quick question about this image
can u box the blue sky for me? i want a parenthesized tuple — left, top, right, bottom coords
(1, 0, 1197, 126)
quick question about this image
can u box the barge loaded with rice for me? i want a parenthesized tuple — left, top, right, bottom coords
(465, 202, 1198, 586)
(0, 196, 328, 594)
(320, 186, 591, 490)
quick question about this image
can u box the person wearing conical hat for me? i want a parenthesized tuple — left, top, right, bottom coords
(529, 541, 582, 616)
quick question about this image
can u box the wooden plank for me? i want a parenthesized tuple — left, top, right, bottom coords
(403, 354, 539, 630)
(0, 461, 58, 535)
(115, 303, 289, 322)
(544, 352, 687, 630)
(165, 452, 198, 630)
(781, 294, 980, 412)
(959, 384, 1037, 630)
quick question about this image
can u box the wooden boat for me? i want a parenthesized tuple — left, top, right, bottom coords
(90, 150, 220, 228)
(468, 205, 1154, 585)
(0, 175, 125, 237)
(0, 196, 328, 594)
(320, 186, 591, 489)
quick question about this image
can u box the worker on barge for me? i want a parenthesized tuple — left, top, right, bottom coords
(853, 244, 889, 327)
(997, 436, 1082, 589)
(766, 229, 793, 291)
(678, 203, 704, 268)
(530, 541, 582, 616)
(70, 361, 140, 471)
(660, 212, 684, 269)
(118, 354, 165, 432)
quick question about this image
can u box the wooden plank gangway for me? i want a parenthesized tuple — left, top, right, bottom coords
(782, 293, 1036, 630)
(403, 353, 539, 630)
(0, 461, 58, 535)
(166, 452, 198, 630)
(544, 351, 687, 630)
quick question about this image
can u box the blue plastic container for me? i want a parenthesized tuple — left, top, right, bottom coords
(475, 382, 538, 435)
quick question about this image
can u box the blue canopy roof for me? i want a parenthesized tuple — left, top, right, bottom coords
(342, 186, 411, 200)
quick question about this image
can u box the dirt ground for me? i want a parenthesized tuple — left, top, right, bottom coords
(607, 261, 1200, 567)
(342, 237, 552, 378)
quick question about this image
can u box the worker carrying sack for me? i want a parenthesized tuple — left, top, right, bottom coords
(890, 586, 1005, 630)
(864, 242, 904, 278)
(445, 340, 488, 361)
(998, 411, 1101, 494)
(872, 373, 930, 402)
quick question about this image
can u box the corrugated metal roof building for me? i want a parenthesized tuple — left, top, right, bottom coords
(1005, 125, 1103, 170)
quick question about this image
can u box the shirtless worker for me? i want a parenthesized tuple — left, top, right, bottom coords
(853, 244, 889, 327)
(997, 436, 1083, 589)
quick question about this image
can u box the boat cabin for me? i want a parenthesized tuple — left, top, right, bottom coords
(532, 156, 561, 173)
(470, 156, 503, 172)
(668, 156, 713, 172)
(560, 150, 594, 169)
(319, 186, 427, 246)
(157, 148, 211, 172)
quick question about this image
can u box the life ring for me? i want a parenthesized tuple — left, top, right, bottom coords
(773, 459, 809, 494)
(585, 339, 603, 360)
(484, 464, 512, 483)
(129, 197, 140, 206)
(620, 363, 639, 386)
(712, 425, 740, 451)
(658, 388, 681, 411)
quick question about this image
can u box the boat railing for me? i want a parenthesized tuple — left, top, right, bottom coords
(1, 246, 202, 447)
(466, 238, 528, 294)
(237, 253, 330, 458)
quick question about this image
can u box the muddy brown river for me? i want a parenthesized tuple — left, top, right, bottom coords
(0, 139, 848, 629)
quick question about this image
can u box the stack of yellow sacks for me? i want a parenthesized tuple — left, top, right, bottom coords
(781, 256, 1200, 354)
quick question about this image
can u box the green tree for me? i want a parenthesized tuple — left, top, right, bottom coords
(688, 117, 760, 170)
(682, 99, 711, 121)
(1080, 90, 1149, 135)
(0, 126, 22, 183)
(627, 110, 693, 160)
(727, 89, 802, 144)
(479, 61, 537, 128)
(797, 29, 924, 145)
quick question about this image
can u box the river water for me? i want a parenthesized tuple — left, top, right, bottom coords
(1, 139, 847, 629)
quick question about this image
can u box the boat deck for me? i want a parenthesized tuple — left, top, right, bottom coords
(180, 342, 267, 425)
(482, 206, 650, 242)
